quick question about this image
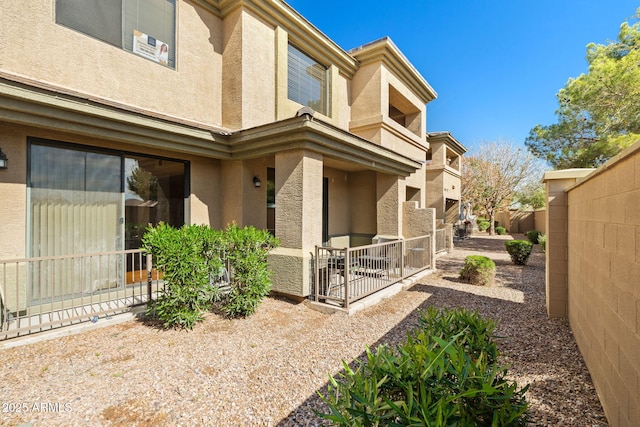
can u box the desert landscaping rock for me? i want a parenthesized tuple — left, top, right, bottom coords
(0, 234, 607, 426)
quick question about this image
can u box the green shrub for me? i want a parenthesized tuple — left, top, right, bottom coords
(505, 240, 534, 265)
(317, 307, 529, 426)
(538, 234, 546, 253)
(525, 230, 541, 244)
(496, 226, 507, 235)
(459, 255, 496, 286)
(478, 221, 491, 232)
(143, 223, 279, 328)
(219, 223, 279, 318)
(142, 223, 225, 329)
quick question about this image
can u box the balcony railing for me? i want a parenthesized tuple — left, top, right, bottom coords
(313, 235, 432, 310)
(435, 228, 447, 254)
(0, 249, 163, 341)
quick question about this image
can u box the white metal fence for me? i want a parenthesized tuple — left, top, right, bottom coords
(314, 235, 432, 309)
(0, 249, 162, 340)
(435, 228, 447, 254)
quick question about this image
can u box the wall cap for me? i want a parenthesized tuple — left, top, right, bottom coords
(542, 169, 595, 182)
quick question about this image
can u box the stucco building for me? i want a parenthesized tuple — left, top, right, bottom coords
(0, 0, 465, 306)
(426, 131, 466, 224)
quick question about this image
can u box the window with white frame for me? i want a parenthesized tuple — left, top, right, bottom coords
(287, 44, 329, 115)
(56, 0, 176, 68)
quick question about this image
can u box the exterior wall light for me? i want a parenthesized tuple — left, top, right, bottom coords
(253, 176, 261, 188)
(0, 148, 7, 169)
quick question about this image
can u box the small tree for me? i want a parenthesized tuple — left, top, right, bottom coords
(525, 9, 640, 168)
(462, 141, 545, 235)
(514, 181, 546, 211)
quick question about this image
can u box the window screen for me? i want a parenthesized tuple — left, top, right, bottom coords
(55, 0, 175, 68)
(55, 0, 122, 48)
(288, 44, 328, 115)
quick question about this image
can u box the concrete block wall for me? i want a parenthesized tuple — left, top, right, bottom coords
(545, 142, 640, 426)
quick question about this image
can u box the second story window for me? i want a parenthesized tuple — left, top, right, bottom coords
(287, 44, 328, 116)
(56, 0, 176, 69)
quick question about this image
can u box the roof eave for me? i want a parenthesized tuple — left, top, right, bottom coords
(230, 116, 422, 176)
(350, 37, 437, 103)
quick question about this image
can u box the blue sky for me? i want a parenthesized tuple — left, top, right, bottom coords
(285, 1, 637, 153)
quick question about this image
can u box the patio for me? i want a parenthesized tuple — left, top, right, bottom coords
(0, 234, 607, 426)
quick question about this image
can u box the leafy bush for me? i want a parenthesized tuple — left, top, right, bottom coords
(219, 223, 279, 318)
(142, 224, 224, 329)
(505, 240, 534, 265)
(478, 221, 491, 232)
(459, 255, 496, 286)
(538, 234, 546, 253)
(525, 230, 541, 244)
(496, 226, 507, 235)
(317, 307, 529, 426)
(143, 223, 279, 328)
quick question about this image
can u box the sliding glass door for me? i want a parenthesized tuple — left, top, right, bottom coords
(28, 139, 186, 303)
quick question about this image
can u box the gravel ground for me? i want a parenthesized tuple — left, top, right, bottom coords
(0, 234, 608, 426)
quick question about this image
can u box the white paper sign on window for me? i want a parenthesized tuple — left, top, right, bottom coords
(132, 29, 169, 65)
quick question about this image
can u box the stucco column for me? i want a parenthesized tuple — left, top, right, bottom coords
(375, 173, 405, 240)
(268, 150, 323, 297)
(543, 169, 594, 318)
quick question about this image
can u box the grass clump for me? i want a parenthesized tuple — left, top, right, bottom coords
(317, 307, 529, 426)
(496, 226, 507, 235)
(459, 255, 496, 286)
(505, 240, 534, 265)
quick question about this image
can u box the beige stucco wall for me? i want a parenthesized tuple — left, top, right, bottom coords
(430, 141, 447, 166)
(442, 168, 461, 201)
(222, 8, 276, 129)
(402, 202, 435, 239)
(350, 171, 377, 241)
(0, 125, 28, 260)
(350, 63, 383, 127)
(545, 143, 640, 426)
(376, 173, 404, 238)
(189, 156, 222, 228)
(497, 210, 546, 234)
(534, 209, 546, 234)
(219, 157, 270, 230)
(1, 0, 224, 127)
(324, 167, 350, 237)
(426, 169, 443, 218)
